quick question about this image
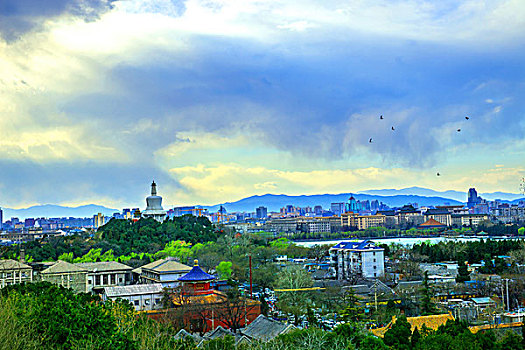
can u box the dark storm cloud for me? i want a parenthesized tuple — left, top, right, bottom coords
(0, 0, 115, 41)
(58, 36, 525, 168)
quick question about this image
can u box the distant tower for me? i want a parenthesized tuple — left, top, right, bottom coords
(142, 181, 167, 222)
(256, 206, 267, 219)
(345, 195, 359, 213)
(0, 207, 3, 230)
(467, 188, 480, 208)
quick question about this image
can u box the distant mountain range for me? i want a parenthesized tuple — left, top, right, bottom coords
(203, 193, 464, 213)
(2, 187, 523, 219)
(358, 186, 524, 202)
(204, 188, 525, 213)
(1, 204, 118, 220)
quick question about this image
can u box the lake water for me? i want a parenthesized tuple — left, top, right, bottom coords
(294, 236, 517, 248)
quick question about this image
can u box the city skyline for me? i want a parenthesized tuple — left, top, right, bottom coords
(1, 1, 525, 209)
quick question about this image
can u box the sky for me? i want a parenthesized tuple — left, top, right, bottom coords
(1, 0, 525, 209)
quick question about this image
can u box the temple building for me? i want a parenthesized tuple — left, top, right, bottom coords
(171, 260, 261, 333)
(142, 181, 167, 222)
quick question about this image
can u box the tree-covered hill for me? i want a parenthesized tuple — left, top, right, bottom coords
(2, 216, 222, 263)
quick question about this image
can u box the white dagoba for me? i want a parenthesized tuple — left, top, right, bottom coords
(142, 181, 166, 222)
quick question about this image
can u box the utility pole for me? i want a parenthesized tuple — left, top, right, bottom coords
(501, 282, 505, 310)
(506, 278, 510, 312)
(249, 255, 253, 300)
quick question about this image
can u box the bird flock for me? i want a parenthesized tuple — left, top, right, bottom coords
(370, 114, 471, 177)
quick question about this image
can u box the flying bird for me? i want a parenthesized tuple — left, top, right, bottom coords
(437, 172, 440, 176)
(465, 116, 469, 120)
(457, 129, 461, 132)
(380, 115, 383, 120)
(369, 138, 373, 143)
(391, 126, 395, 131)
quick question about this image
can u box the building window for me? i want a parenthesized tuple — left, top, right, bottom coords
(373, 266, 377, 269)
(119, 278, 123, 283)
(103, 275, 108, 285)
(374, 273, 377, 277)
(155, 298, 161, 304)
(134, 300, 139, 306)
(373, 252, 376, 256)
(95, 275, 100, 286)
(111, 274, 116, 285)
(144, 299, 150, 305)
(88, 280, 92, 284)
(373, 258, 376, 262)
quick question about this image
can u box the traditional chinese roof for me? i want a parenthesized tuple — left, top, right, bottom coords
(178, 260, 215, 282)
(202, 326, 250, 345)
(424, 208, 451, 215)
(371, 313, 455, 338)
(241, 315, 296, 341)
(418, 218, 446, 227)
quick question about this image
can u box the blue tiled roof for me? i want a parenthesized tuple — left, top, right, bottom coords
(332, 240, 382, 250)
(178, 260, 215, 282)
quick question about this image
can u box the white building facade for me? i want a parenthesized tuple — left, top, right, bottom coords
(102, 284, 164, 311)
(329, 240, 385, 279)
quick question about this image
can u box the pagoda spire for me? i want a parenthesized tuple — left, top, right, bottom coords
(151, 180, 157, 196)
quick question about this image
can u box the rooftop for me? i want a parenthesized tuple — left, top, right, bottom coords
(41, 260, 88, 274)
(331, 240, 383, 250)
(141, 257, 192, 274)
(178, 260, 215, 282)
(104, 283, 163, 297)
(76, 261, 133, 272)
(241, 315, 296, 341)
(0, 259, 32, 270)
(418, 218, 446, 227)
(371, 313, 455, 338)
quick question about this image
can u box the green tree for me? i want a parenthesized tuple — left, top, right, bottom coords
(383, 315, 412, 350)
(411, 327, 421, 348)
(216, 261, 233, 280)
(359, 335, 389, 350)
(498, 331, 522, 350)
(275, 265, 314, 325)
(456, 261, 470, 283)
(420, 271, 438, 315)
(339, 289, 364, 322)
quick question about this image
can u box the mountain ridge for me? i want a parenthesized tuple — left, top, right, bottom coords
(1, 204, 118, 220)
(2, 187, 523, 218)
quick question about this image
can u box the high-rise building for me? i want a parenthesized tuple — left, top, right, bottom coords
(256, 206, 268, 219)
(314, 205, 323, 215)
(24, 218, 36, 228)
(345, 195, 359, 213)
(331, 202, 345, 216)
(467, 188, 481, 208)
(0, 207, 3, 230)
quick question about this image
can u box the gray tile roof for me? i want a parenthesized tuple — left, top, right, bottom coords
(76, 261, 133, 273)
(103, 283, 163, 297)
(0, 259, 32, 270)
(174, 329, 203, 343)
(202, 326, 250, 345)
(140, 258, 191, 274)
(41, 260, 88, 274)
(241, 315, 296, 341)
